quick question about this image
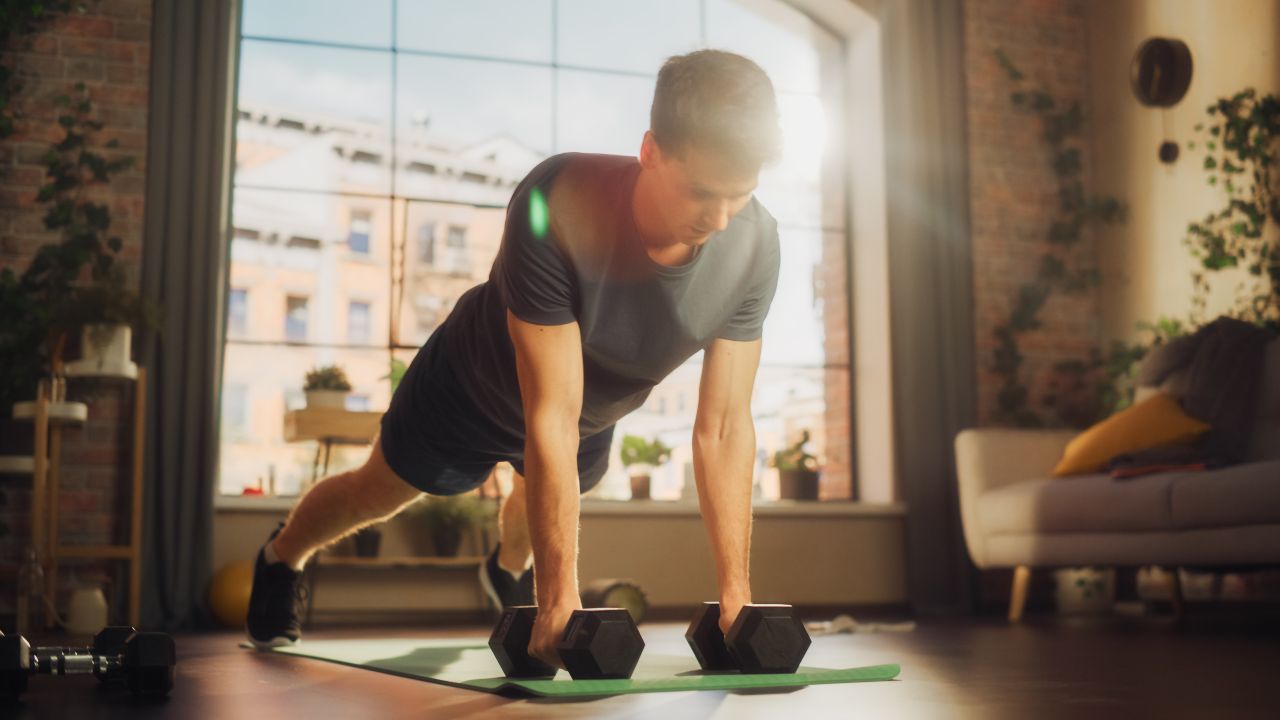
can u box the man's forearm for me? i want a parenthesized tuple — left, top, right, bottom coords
(523, 429, 582, 607)
(692, 423, 756, 601)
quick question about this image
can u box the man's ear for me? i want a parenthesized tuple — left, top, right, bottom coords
(639, 131, 661, 170)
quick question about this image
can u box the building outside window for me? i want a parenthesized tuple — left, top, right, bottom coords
(348, 300, 371, 344)
(285, 295, 309, 343)
(348, 209, 372, 254)
(417, 222, 436, 265)
(222, 0, 850, 500)
(228, 288, 248, 337)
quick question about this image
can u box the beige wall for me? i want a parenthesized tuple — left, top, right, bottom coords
(213, 503, 907, 618)
(1088, 0, 1280, 342)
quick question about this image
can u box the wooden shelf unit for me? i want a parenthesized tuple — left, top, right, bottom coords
(15, 370, 147, 628)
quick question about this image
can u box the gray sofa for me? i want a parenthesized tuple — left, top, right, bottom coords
(955, 337, 1280, 620)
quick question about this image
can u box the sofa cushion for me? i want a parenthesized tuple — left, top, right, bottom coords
(1052, 392, 1209, 476)
(1247, 338, 1280, 463)
(1170, 460, 1280, 529)
(979, 472, 1174, 534)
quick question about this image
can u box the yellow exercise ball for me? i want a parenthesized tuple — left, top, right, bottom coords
(208, 560, 255, 628)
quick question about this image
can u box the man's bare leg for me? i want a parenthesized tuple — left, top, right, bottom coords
(497, 470, 533, 574)
(269, 436, 422, 570)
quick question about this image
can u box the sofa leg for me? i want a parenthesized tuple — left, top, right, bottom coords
(1009, 565, 1031, 622)
(1168, 566, 1185, 623)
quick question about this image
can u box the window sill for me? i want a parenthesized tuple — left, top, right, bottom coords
(215, 494, 905, 518)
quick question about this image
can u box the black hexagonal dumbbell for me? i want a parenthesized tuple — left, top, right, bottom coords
(489, 605, 645, 680)
(0, 627, 176, 701)
(685, 602, 812, 674)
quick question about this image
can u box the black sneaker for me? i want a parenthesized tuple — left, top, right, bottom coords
(478, 543, 534, 609)
(246, 523, 308, 649)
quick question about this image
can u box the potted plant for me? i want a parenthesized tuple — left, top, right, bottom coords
(404, 493, 494, 557)
(0, 81, 152, 408)
(60, 267, 160, 378)
(771, 430, 820, 501)
(620, 434, 672, 500)
(303, 365, 352, 409)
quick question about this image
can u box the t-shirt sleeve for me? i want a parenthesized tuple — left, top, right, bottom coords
(495, 164, 578, 326)
(717, 224, 781, 342)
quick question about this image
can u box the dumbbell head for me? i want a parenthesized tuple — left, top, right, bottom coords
(123, 632, 176, 697)
(685, 602, 738, 671)
(725, 604, 811, 674)
(0, 632, 31, 700)
(92, 626, 138, 658)
(489, 606, 557, 678)
(556, 608, 644, 680)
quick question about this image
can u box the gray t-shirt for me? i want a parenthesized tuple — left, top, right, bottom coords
(439, 152, 780, 440)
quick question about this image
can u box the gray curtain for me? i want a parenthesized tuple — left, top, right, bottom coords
(879, 0, 979, 614)
(138, 0, 239, 629)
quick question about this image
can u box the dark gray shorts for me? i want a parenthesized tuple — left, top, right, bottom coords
(380, 328, 614, 496)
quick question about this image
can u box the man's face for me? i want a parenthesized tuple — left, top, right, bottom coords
(641, 134, 759, 246)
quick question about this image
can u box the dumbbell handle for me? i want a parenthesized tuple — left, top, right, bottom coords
(30, 647, 123, 677)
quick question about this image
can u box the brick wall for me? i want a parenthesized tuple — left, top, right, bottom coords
(964, 0, 1099, 426)
(820, 232, 851, 499)
(0, 0, 151, 615)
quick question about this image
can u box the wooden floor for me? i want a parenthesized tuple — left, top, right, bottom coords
(5, 613, 1278, 719)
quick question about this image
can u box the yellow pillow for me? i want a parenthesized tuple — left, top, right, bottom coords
(1053, 392, 1211, 477)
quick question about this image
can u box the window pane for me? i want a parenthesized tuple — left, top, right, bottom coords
(396, 55, 551, 195)
(396, 198, 506, 347)
(755, 92, 845, 229)
(706, 0, 841, 95)
(347, 210, 372, 254)
(557, 0, 701, 74)
(285, 296, 309, 342)
(230, 188, 391, 347)
(759, 228, 844, 368)
(236, 40, 392, 194)
(348, 301, 372, 344)
(555, 70, 651, 156)
(416, 222, 436, 264)
(397, 0, 552, 63)
(218, 346, 393, 496)
(242, 0, 392, 48)
(227, 289, 248, 337)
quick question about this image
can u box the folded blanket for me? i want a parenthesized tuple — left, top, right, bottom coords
(1110, 317, 1273, 475)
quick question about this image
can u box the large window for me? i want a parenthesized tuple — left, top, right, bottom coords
(221, 0, 849, 500)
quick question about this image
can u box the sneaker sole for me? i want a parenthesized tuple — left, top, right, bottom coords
(245, 625, 300, 650)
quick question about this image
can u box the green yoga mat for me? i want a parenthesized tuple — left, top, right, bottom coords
(269, 638, 899, 697)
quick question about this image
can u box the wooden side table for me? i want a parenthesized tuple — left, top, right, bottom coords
(283, 407, 383, 487)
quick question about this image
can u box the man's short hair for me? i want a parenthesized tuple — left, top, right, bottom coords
(650, 50, 782, 172)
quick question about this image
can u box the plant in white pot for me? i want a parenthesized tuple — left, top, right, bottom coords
(60, 267, 159, 379)
(303, 365, 352, 409)
(620, 434, 671, 501)
(771, 430, 821, 501)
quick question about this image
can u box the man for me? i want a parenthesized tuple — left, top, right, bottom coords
(247, 49, 782, 671)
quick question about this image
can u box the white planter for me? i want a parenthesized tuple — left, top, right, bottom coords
(64, 323, 137, 379)
(305, 389, 349, 409)
(1054, 567, 1116, 615)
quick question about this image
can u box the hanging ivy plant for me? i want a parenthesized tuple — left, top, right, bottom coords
(0, 1, 82, 141)
(1184, 89, 1280, 329)
(991, 50, 1128, 427)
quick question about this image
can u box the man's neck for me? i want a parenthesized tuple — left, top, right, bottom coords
(631, 169, 695, 267)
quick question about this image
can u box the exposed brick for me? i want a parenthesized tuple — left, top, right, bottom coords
(111, 17, 148, 42)
(58, 15, 116, 39)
